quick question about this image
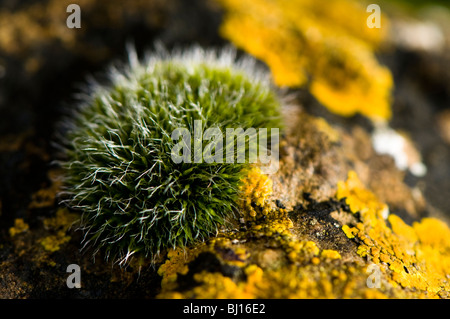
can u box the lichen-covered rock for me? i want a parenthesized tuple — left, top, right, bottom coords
(1, 0, 450, 299)
(156, 108, 450, 299)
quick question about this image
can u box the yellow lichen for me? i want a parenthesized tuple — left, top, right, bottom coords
(39, 235, 71, 253)
(239, 166, 273, 220)
(218, 0, 393, 121)
(39, 208, 78, 252)
(157, 169, 377, 299)
(157, 167, 450, 299)
(160, 262, 361, 299)
(9, 219, 29, 237)
(321, 249, 342, 260)
(191, 271, 253, 299)
(158, 247, 200, 291)
(337, 170, 450, 297)
(342, 224, 358, 239)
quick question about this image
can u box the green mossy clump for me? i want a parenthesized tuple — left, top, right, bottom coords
(58, 46, 282, 265)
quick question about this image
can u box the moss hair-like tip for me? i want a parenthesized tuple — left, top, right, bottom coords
(56, 44, 283, 266)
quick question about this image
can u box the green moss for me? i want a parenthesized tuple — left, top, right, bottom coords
(58, 47, 282, 265)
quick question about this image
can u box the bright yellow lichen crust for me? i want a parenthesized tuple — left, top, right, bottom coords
(157, 167, 377, 299)
(156, 168, 450, 299)
(157, 246, 202, 298)
(338, 171, 450, 298)
(217, 0, 393, 121)
(239, 167, 274, 220)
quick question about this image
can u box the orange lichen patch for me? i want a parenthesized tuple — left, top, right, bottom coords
(388, 214, 418, 244)
(321, 249, 342, 260)
(253, 265, 348, 298)
(161, 259, 373, 299)
(414, 217, 450, 247)
(309, 36, 393, 121)
(286, 240, 321, 263)
(337, 170, 450, 297)
(190, 271, 253, 299)
(162, 266, 264, 299)
(218, 0, 393, 121)
(342, 224, 358, 239)
(249, 214, 294, 239)
(239, 167, 274, 220)
(337, 171, 389, 221)
(158, 166, 450, 299)
(239, 168, 316, 261)
(363, 289, 389, 299)
(157, 246, 201, 292)
(157, 169, 380, 299)
(9, 219, 29, 237)
(410, 218, 450, 295)
(39, 208, 78, 252)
